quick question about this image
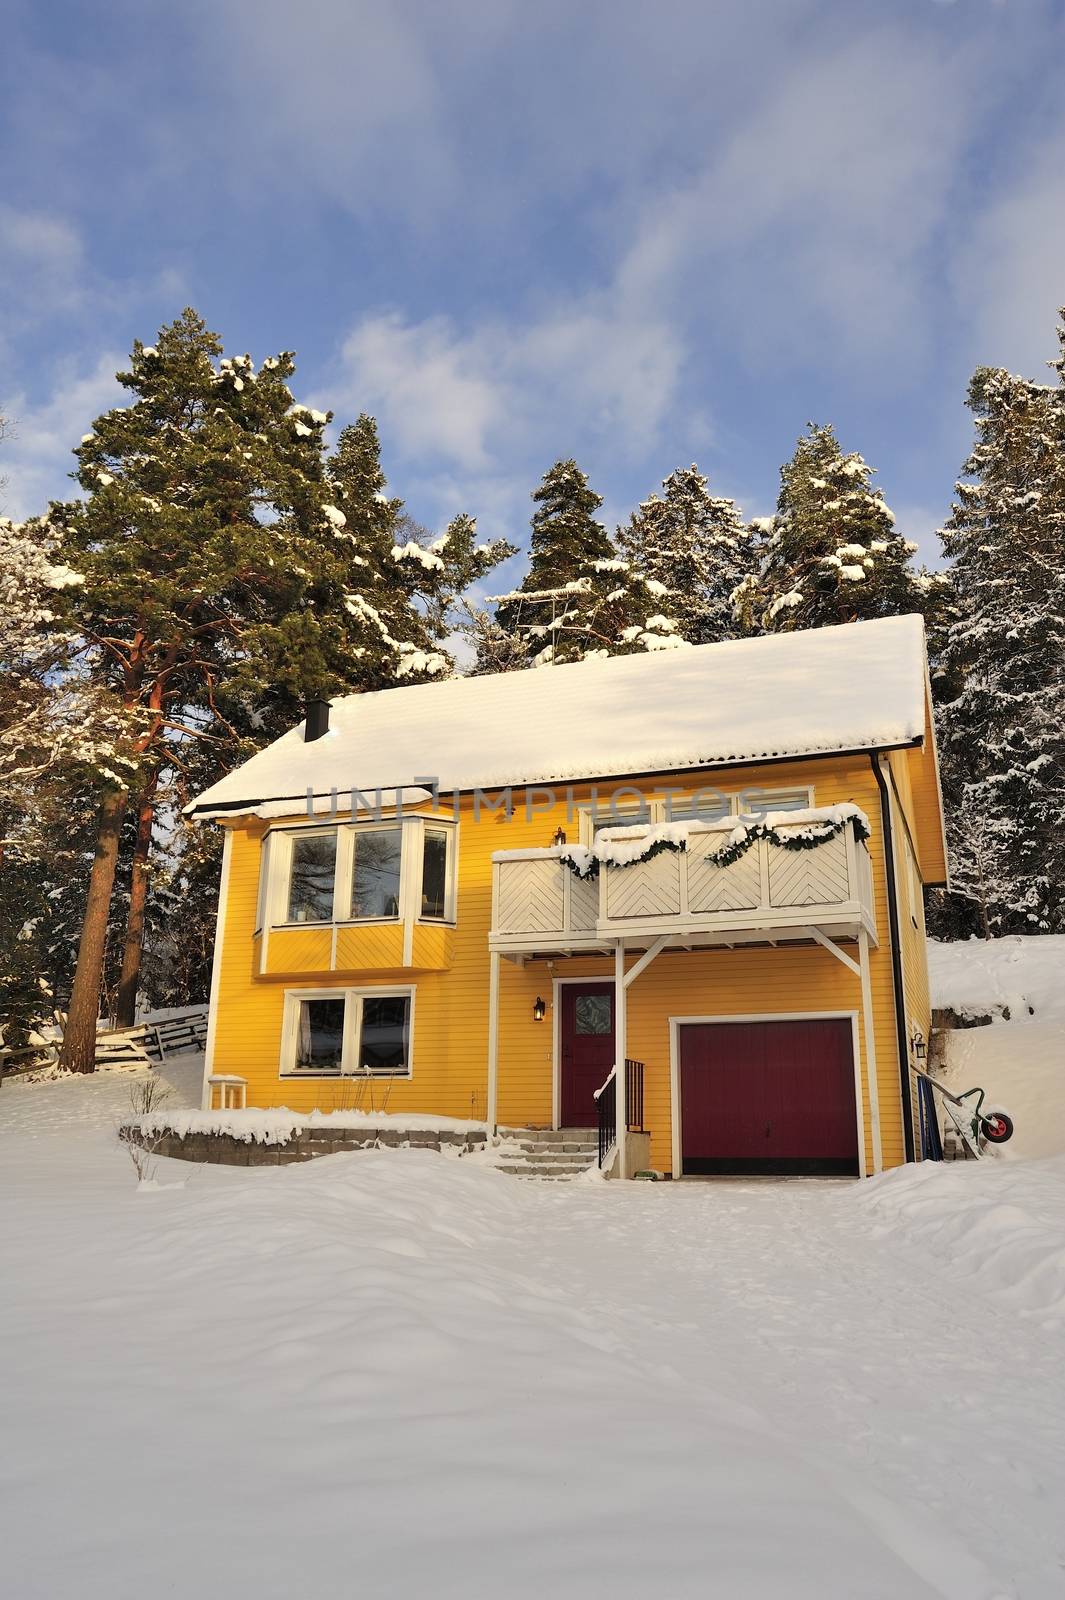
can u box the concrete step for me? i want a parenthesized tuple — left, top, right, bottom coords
(495, 1162, 593, 1180)
(498, 1127, 596, 1140)
(502, 1158, 591, 1171)
(514, 1140, 598, 1154)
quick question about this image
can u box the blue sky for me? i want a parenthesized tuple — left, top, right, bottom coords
(2, 0, 1064, 590)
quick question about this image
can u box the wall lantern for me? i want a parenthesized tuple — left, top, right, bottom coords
(553, 827, 567, 846)
(911, 1028, 926, 1061)
(533, 996, 547, 1022)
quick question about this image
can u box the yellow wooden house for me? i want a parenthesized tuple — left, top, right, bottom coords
(188, 614, 946, 1178)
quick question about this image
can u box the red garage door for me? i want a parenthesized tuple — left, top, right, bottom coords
(679, 1019, 859, 1176)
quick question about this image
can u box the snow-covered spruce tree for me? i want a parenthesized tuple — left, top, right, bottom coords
(932, 321, 1065, 937)
(487, 460, 685, 666)
(619, 464, 755, 644)
(322, 415, 513, 687)
(733, 424, 927, 633)
(487, 562, 688, 666)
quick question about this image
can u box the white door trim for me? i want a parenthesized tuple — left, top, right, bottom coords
(668, 1010, 866, 1181)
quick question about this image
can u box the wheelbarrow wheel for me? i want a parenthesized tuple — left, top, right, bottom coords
(981, 1112, 1014, 1144)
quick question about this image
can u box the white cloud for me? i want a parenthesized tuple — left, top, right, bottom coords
(0, 353, 126, 521)
(329, 296, 682, 485)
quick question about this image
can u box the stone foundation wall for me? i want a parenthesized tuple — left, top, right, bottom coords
(121, 1125, 488, 1166)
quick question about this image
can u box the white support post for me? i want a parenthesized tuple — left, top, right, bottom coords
(614, 940, 628, 1179)
(623, 933, 668, 988)
(858, 928, 883, 1174)
(486, 949, 501, 1133)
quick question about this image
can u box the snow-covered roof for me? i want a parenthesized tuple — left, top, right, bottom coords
(188, 615, 929, 818)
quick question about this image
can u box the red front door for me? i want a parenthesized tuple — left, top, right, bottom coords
(560, 983, 615, 1127)
(679, 1018, 859, 1175)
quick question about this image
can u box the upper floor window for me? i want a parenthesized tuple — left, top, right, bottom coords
(420, 828, 450, 920)
(580, 785, 814, 842)
(287, 833, 337, 923)
(734, 787, 813, 819)
(260, 815, 456, 931)
(351, 827, 403, 920)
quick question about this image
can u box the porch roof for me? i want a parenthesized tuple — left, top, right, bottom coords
(188, 614, 928, 819)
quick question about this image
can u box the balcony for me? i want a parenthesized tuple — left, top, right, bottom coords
(490, 812, 877, 959)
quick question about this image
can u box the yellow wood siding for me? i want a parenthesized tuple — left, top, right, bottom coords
(905, 685, 948, 885)
(208, 749, 940, 1173)
(888, 750, 933, 1155)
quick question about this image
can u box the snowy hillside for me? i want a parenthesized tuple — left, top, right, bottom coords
(929, 937, 1065, 1160)
(2, 1062, 1064, 1598)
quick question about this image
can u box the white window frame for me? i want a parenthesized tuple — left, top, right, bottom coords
(279, 985, 416, 1078)
(260, 816, 457, 932)
(578, 784, 815, 843)
(417, 821, 457, 925)
(733, 785, 814, 819)
(347, 820, 407, 924)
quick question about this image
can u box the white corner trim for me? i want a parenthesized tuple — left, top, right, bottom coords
(201, 828, 234, 1109)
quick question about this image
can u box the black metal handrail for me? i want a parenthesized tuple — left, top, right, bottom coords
(595, 1059, 645, 1168)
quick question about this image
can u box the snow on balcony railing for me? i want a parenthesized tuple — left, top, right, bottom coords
(491, 806, 875, 948)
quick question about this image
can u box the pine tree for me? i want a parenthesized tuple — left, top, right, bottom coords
(39, 328, 512, 1053)
(933, 315, 1065, 936)
(733, 424, 927, 633)
(0, 514, 130, 1049)
(486, 460, 685, 667)
(619, 464, 754, 644)
(46, 312, 481, 1060)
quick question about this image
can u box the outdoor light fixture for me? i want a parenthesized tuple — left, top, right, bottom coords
(533, 996, 547, 1022)
(553, 827, 567, 846)
(911, 1028, 927, 1061)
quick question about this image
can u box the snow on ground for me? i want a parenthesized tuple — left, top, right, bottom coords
(929, 934, 1065, 1025)
(928, 937, 1065, 1160)
(2, 1068, 1064, 1598)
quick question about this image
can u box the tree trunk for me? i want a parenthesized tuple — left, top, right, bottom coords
(57, 787, 129, 1073)
(114, 770, 159, 1028)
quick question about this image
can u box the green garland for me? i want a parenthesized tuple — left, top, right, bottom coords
(558, 835, 687, 882)
(703, 812, 870, 869)
(558, 811, 869, 881)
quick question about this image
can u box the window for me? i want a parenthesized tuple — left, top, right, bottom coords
(287, 833, 337, 923)
(421, 828, 449, 920)
(575, 993, 612, 1034)
(265, 817, 455, 930)
(579, 800, 652, 845)
(664, 792, 730, 824)
(350, 827, 402, 920)
(358, 995, 411, 1072)
(294, 996, 345, 1070)
(578, 786, 814, 842)
(735, 787, 813, 818)
(282, 988, 413, 1077)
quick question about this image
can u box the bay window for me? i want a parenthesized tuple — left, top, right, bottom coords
(261, 816, 455, 930)
(281, 988, 413, 1077)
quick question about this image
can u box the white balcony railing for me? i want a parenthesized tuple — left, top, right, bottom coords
(490, 814, 876, 955)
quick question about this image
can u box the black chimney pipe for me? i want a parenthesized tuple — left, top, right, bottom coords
(304, 698, 331, 742)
